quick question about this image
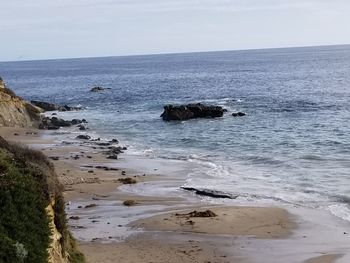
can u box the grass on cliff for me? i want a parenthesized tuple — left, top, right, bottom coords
(0, 137, 85, 263)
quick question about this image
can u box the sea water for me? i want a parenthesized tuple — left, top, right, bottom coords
(1, 45, 350, 222)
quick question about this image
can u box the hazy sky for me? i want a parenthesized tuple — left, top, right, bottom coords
(1, 0, 350, 61)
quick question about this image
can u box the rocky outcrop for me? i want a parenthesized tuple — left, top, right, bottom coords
(31, 101, 82, 112)
(0, 79, 41, 127)
(39, 117, 87, 130)
(161, 103, 227, 121)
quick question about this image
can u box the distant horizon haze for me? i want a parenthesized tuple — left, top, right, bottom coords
(1, 0, 350, 62)
(1, 43, 350, 63)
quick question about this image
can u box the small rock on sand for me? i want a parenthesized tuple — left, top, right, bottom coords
(85, 203, 97, 209)
(118, 178, 137, 184)
(123, 200, 137, 206)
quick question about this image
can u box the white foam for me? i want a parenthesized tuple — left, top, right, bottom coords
(328, 204, 350, 222)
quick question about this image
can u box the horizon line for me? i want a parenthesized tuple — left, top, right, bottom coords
(1, 43, 350, 63)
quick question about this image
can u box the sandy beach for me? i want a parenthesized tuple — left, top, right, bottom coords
(1, 126, 348, 263)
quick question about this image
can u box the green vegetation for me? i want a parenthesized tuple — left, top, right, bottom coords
(0, 137, 85, 263)
(0, 148, 50, 262)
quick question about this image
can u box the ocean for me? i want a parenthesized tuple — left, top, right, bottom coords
(1, 45, 350, 222)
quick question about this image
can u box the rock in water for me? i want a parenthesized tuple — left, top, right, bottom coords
(76, 135, 91, 140)
(31, 101, 59, 111)
(181, 187, 237, 199)
(90, 86, 111, 92)
(161, 103, 226, 121)
(232, 112, 246, 117)
(31, 100, 82, 112)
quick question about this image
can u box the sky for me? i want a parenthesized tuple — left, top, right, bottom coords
(1, 0, 350, 61)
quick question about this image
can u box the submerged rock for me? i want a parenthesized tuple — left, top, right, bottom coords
(232, 112, 246, 117)
(78, 125, 86, 130)
(161, 103, 226, 121)
(90, 86, 111, 92)
(76, 135, 91, 140)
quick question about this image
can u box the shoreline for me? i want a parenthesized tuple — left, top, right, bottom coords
(1, 126, 349, 263)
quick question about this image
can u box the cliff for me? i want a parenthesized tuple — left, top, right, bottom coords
(0, 77, 84, 263)
(0, 77, 41, 127)
(0, 136, 85, 263)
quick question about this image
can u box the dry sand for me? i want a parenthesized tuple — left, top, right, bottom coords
(0, 126, 344, 263)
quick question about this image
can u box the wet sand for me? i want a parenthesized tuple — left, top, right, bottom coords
(1, 126, 347, 263)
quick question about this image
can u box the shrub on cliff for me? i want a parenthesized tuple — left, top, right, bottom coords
(0, 138, 85, 263)
(0, 149, 50, 262)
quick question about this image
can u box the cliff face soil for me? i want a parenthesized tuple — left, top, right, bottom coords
(0, 79, 41, 127)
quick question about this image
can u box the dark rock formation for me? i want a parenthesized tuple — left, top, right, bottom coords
(232, 112, 246, 117)
(31, 101, 58, 111)
(107, 155, 118, 160)
(123, 200, 137, 206)
(118, 178, 137, 184)
(78, 125, 86, 130)
(181, 187, 238, 199)
(102, 145, 124, 159)
(58, 104, 82, 111)
(71, 119, 83, 125)
(39, 117, 87, 130)
(31, 100, 82, 112)
(76, 135, 91, 140)
(39, 117, 71, 130)
(90, 86, 111, 92)
(161, 103, 226, 121)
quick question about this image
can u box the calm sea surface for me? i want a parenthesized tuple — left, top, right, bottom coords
(1, 45, 350, 221)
